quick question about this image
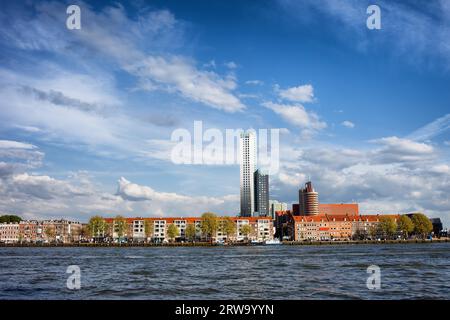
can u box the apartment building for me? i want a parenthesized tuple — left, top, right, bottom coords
(17, 220, 82, 243)
(286, 212, 402, 241)
(19, 220, 43, 242)
(0, 223, 20, 243)
(103, 216, 274, 242)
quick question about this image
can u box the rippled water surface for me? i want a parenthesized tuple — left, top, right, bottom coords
(1, 243, 449, 299)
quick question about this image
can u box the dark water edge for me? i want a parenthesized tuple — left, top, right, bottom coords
(1, 238, 449, 247)
(0, 243, 449, 300)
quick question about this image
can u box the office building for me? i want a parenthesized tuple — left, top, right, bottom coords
(299, 181, 319, 216)
(239, 131, 257, 217)
(254, 169, 269, 217)
(269, 200, 288, 219)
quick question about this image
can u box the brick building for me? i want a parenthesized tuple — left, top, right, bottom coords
(0, 223, 20, 243)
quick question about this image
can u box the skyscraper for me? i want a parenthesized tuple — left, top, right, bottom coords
(269, 200, 288, 219)
(254, 169, 269, 217)
(239, 131, 257, 217)
(299, 181, 319, 216)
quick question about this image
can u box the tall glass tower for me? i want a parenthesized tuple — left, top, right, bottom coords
(254, 169, 269, 217)
(239, 131, 257, 217)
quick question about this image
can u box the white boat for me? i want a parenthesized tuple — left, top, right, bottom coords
(264, 239, 282, 245)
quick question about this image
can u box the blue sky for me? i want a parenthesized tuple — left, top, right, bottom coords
(0, 0, 449, 225)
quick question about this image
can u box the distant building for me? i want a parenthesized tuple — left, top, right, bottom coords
(292, 203, 299, 216)
(284, 212, 401, 241)
(0, 223, 19, 243)
(239, 131, 257, 217)
(299, 181, 319, 216)
(430, 218, 443, 236)
(19, 220, 43, 243)
(269, 200, 288, 220)
(103, 216, 274, 243)
(254, 169, 269, 217)
(319, 203, 359, 216)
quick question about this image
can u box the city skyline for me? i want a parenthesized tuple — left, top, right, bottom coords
(0, 0, 449, 227)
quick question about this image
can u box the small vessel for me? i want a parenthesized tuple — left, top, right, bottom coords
(264, 238, 282, 245)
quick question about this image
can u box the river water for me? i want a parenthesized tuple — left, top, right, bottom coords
(0, 243, 449, 299)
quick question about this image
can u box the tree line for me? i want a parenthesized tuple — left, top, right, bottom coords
(0, 215, 22, 223)
(353, 213, 433, 240)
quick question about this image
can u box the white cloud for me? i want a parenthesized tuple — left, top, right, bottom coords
(262, 101, 326, 135)
(127, 56, 244, 112)
(245, 80, 264, 86)
(0, 140, 36, 150)
(0, 140, 44, 177)
(341, 120, 355, 128)
(225, 61, 238, 69)
(407, 113, 450, 141)
(0, 2, 245, 113)
(114, 177, 240, 216)
(276, 84, 314, 103)
(370, 136, 435, 163)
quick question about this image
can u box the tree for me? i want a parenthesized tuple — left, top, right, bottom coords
(144, 220, 154, 242)
(114, 215, 128, 242)
(0, 215, 22, 223)
(88, 216, 107, 242)
(368, 225, 378, 240)
(377, 216, 397, 239)
(411, 213, 433, 239)
(167, 224, 180, 242)
(80, 224, 91, 241)
(397, 215, 414, 239)
(201, 212, 219, 242)
(240, 224, 252, 241)
(45, 226, 56, 243)
(353, 228, 365, 240)
(223, 217, 236, 242)
(185, 223, 196, 242)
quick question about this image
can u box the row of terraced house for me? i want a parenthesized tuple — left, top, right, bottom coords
(0, 217, 275, 243)
(0, 220, 83, 243)
(102, 217, 274, 243)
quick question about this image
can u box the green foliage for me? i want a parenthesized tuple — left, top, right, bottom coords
(397, 215, 414, 238)
(411, 213, 433, 238)
(240, 224, 252, 239)
(223, 217, 236, 241)
(144, 220, 154, 238)
(368, 225, 378, 239)
(44, 226, 55, 240)
(88, 216, 107, 239)
(167, 223, 180, 241)
(114, 215, 128, 238)
(81, 224, 91, 238)
(201, 212, 218, 240)
(377, 216, 397, 239)
(185, 223, 196, 242)
(0, 215, 22, 223)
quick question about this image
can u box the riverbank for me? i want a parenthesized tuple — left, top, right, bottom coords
(0, 238, 448, 247)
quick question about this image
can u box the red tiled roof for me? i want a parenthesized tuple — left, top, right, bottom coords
(103, 216, 273, 223)
(319, 203, 359, 216)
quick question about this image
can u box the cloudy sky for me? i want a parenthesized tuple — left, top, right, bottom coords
(0, 0, 449, 225)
